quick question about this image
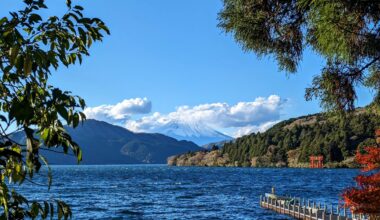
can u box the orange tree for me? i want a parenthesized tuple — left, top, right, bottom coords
(0, 0, 109, 219)
(343, 144, 380, 218)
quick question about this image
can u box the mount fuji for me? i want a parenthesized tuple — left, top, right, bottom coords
(152, 120, 233, 146)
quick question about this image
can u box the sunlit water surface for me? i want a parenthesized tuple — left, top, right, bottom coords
(17, 165, 359, 219)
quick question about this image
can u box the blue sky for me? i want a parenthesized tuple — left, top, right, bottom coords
(1, 1, 374, 137)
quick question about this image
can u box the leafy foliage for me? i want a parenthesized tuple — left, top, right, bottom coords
(218, 1, 380, 215)
(218, 0, 380, 112)
(221, 110, 380, 166)
(0, 0, 109, 219)
(343, 144, 380, 218)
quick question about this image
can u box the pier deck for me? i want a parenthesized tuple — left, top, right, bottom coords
(259, 194, 366, 220)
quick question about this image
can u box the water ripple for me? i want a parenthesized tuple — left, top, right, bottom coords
(14, 165, 358, 220)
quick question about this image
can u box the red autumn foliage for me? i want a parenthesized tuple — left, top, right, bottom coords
(343, 146, 380, 216)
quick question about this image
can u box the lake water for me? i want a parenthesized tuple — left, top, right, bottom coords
(17, 165, 359, 219)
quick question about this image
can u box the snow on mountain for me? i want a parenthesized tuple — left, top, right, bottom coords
(154, 120, 233, 146)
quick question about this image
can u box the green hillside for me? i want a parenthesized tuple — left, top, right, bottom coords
(168, 109, 380, 168)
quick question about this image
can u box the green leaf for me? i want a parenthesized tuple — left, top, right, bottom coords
(0, 115, 7, 123)
(29, 14, 42, 23)
(50, 202, 54, 220)
(57, 105, 69, 122)
(26, 138, 33, 153)
(72, 113, 79, 128)
(30, 202, 40, 218)
(78, 27, 86, 43)
(0, 183, 9, 219)
(57, 201, 63, 220)
(39, 155, 52, 190)
(87, 35, 92, 47)
(73, 5, 83, 11)
(66, 0, 72, 8)
(78, 98, 86, 109)
(9, 46, 19, 65)
(42, 201, 49, 219)
(40, 128, 50, 142)
(0, 17, 7, 26)
(99, 23, 110, 35)
(24, 54, 33, 75)
(76, 148, 82, 163)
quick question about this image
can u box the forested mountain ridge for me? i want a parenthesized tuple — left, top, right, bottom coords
(13, 119, 202, 164)
(168, 109, 380, 167)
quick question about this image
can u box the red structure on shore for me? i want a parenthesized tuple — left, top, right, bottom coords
(309, 155, 324, 168)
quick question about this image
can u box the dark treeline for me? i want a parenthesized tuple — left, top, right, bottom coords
(221, 110, 380, 167)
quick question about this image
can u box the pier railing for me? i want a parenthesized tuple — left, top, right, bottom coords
(260, 195, 368, 220)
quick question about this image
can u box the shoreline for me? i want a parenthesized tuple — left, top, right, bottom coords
(167, 151, 359, 169)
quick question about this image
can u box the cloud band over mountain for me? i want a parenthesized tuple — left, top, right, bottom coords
(84, 95, 286, 138)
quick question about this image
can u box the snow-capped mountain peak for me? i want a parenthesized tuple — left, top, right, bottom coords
(155, 120, 233, 146)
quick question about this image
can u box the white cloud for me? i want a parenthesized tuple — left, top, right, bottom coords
(125, 95, 285, 137)
(84, 98, 152, 122)
(232, 121, 280, 138)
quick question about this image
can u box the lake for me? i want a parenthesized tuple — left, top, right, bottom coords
(17, 165, 359, 219)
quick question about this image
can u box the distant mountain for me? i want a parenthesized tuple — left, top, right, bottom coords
(153, 120, 233, 146)
(14, 119, 202, 164)
(202, 139, 235, 150)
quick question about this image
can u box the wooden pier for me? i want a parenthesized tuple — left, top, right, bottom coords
(260, 194, 368, 220)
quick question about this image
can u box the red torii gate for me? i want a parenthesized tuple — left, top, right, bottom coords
(309, 155, 324, 168)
